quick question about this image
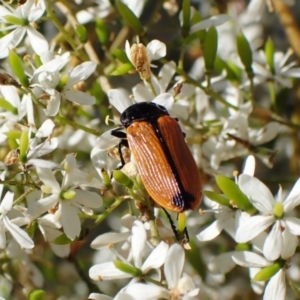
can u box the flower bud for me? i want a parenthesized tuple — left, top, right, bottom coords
(130, 43, 151, 80)
(253, 261, 284, 281)
(113, 170, 134, 189)
(4, 15, 28, 26)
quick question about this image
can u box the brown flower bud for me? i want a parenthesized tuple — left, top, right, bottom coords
(130, 43, 151, 80)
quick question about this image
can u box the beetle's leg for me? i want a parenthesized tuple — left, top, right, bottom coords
(162, 208, 180, 241)
(111, 128, 128, 167)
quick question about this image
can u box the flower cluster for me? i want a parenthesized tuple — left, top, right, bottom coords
(0, 0, 299, 299)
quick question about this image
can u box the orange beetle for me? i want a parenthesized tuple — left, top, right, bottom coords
(111, 102, 202, 213)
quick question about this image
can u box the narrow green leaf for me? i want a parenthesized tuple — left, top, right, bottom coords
(253, 261, 284, 281)
(185, 239, 206, 280)
(116, 1, 145, 35)
(96, 18, 109, 45)
(265, 37, 275, 74)
(236, 31, 253, 73)
(19, 129, 28, 163)
(181, 0, 191, 38)
(111, 48, 131, 63)
(76, 24, 88, 43)
(0, 98, 17, 114)
(203, 26, 218, 71)
(8, 50, 29, 87)
(4, 15, 28, 26)
(114, 260, 142, 277)
(110, 63, 134, 76)
(215, 175, 255, 213)
(204, 191, 230, 207)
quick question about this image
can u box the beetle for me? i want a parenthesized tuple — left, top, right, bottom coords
(111, 102, 202, 213)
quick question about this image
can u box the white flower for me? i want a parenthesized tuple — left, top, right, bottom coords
(89, 220, 169, 282)
(197, 155, 256, 242)
(124, 244, 199, 300)
(235, 175, 300, 261)
(32, 61, 97, 116)
(211, 112, 279, 169)
(27, 164, 103, 240)
(252, 49, 300, 88)
(232, 251, 286, 300)
(125, 39, 166, 80)
(0, 0, 48, 58)
(0, 191, 34, 249)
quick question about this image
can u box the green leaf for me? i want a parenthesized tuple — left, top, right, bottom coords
(236, 31, 253, 73)
(5, 131, 22, 140)
(203, 26, 218, 72)
(0, 98, 17, 114)
(111, 48, 131, 63)
(116, 1, 145, 35)
(95, 18, 109, 45)
(76, 24, 88, 43)
(114, 260, 142, 277)
(110, 63, 134, 76)
(265, 37, 275, 74)
(28, 289, 46, 300)
(215, 175, 255, 213)
(204, 191, 230, 207)
(185, 239, 206, 280)
(8, 50, 29, 87)
(4, 15, 28, 26)
(19, 130, 28, 163)
(181, 0, 191, 38)
(253, 261, 284, 281)
(53, 234, 72, 245)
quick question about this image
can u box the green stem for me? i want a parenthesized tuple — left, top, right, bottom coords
(143, 275, 167, 288)
(13, 188, 36, 206)
(145, 78, 157, 97)
(268, 81, 277, 111)
(95, 197, 125, 224)
(56, 115, 100, 135)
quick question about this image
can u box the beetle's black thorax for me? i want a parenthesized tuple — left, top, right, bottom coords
(120, 102, 169, 128)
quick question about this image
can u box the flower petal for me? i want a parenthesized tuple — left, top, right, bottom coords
(281, 228, 297, 259)
(27, 194, 58, 219)
(64, 90, 95, 105)
(146, 40, 166, 61)
(283, 178, 300, 212)
(263, 222, 282, 261)
(72, 190, 102, 209)
(164, 243, 184, 289)
(131, 220, 146, 268)
(89, 262, 131, 281)
(263, 269, 286, 300)
(67, 61, 97, 87)
(142, 241, 169, 273)
(60, 202, 81, 240)
(3, 217, 34, 249)
(235, 215, 274, 243)
(125, 283, 169, 300)
(284, 217, 300, 236)
(232, 251, 270, 268)
(238, 174, 274, 213)
(91, 232, 130, 249)
(27, 27, 49, 55)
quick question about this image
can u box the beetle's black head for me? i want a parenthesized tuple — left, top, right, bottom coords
(120, 102, 169, 128)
